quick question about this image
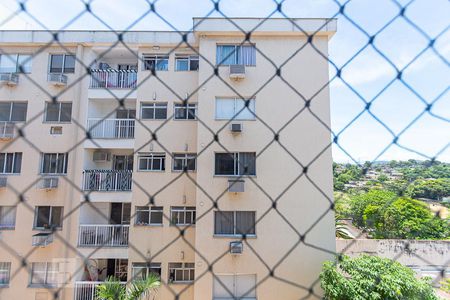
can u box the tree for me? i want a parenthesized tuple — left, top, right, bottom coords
(349, 190, 396, 228)
(96, 274, 160, 300)
(320, 255, 437, 300)
(406, 178, 450, 201)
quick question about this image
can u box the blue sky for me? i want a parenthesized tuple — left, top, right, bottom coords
(1, 0, 449, 163)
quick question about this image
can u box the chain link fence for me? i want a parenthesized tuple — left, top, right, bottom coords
(0, 0, 449, 299)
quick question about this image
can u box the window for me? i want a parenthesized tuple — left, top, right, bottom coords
(174, 103, 196, 120)
(0, 262, 11, 286)
(135, 206, 163, 225)
(170, 206, 196, 226)
(172, 153, 196, 172)
(30, 262, 58, 286)
(0, 102, 27, 122)
(44, 102, 72, 123)
(131, 263, 161, 280)
(216, 44, 256, 66)
(0, 206, 16, 229)
(175, 55, 199, 71)
(0, 54, 32, 73)
(0, 152, 22, 174)
(213, 274, 256, 300)
(215, 152, 256, 176)
(138, 153, 165, 171)
(49, 54, 75, 74)
(34, 206, 63, 229)
(215, 98, 255, 120)
(143, 55, 169, 71)
(41, 153, 68, 174)
(214, 211, 256, 236)
(168, 262, 194, 283)
(141, 103, 168, 120)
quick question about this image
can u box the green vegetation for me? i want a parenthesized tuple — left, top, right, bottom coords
(320, 255, 437, 300)
(441, 278, 450, 293)
(96, 274, 160, 300)
(406, 178, 450, 201)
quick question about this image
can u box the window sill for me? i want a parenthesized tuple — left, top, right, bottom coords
(172, 118, 197, 121)
(213, 175, 257, 178)
(213, 234, 257, 239)
(169, 281, 194, 285)
(39, 174, 67, 176)
(139, 119, 168, 121)
(28, 284, 57, 289)
(214, 118, 256, 121)
(0, 227, 15, 230)
(0, 284, 9, 288)
(0, 173, 20, 176)
(169, 224, 196, 228)
(171, 170, 197, 173)
(42, 122, 72, 124)
(32, 228, 62, 231)
(137, 170, 166, 173)
(134, 224, 163, 227)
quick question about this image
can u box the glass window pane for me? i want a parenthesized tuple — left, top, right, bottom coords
(10, 103, 27, 122)
(136, 209, 149, 225)
(238, 153, 256, 175)
(235, 99, 255, 120)
(0, 54, 18, 73)
(63, 55, 75, 73)
(190, 57, 199, 71)
(152, 210, 163, 224)
(13, 153, 22, 173)
(60, 103, 72, 122)
(141, 106, 155, 119)
(0, 103, 11, 121)
(156, 58, 168, 71)
(154, 107, 167, 119)
(176, 58, 189, 71)
(236, 211, 255, 235)
(217, 45, 236, 65)
(215, 153, 235, 175)
(36, 206, 50, 228)
(50, 55, 63, 73)
(45, 103, 60, 122)
(18, 55, 32, 73)
(56, 154, 66, 174)
(0, 154, 4, 173)
(51, 207, 63, 227)
(215, 99, 235, 119)
(174, 105, 187, 119)
(214, 211, 234, 234)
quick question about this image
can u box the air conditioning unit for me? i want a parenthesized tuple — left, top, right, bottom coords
(230, 241, 243, 254)
(230, 123, 243, 133)
(228, 179, 245, 193)
(0, 122, 15, 140)
(229, 64, 245, 80)
(0, 177, 7, 188)
(38, 177, 59, 190)
(47, 73, 68, 86)
(98, 62, 111, 70)
(93, 151, 111, 162)
(0, 73, 19, 86)
(32, 232, 54, 247)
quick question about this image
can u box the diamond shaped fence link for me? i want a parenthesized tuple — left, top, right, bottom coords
(0, 0, 448, 299)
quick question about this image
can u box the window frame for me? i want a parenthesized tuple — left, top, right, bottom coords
(131, 263, 161, 280)
(173, 103, 197, 120)
(0, 262, 11, 286)
(214, 211, 256, 237)
(175, 55, 199, 71)
(48, 54, 75, 74)
(170, 206, 196, 226)
(168, 262, 195, 283)
(33, 206, 63, 230)
(0, 152, 22, 174)
(142, 55, 170, 71)
(140, 102, 168, 120)
(216, 44, 256, 66)
(0, 102, 28, 123)
(135, 206, 163, 226)
(29, 262, 59, 287)
(43, 102, 72, 123)
(40, 153, 68, 175)
(215, 98, 256, 121)
(0, 206, 16, 230)
(0, 53, 32, 73)
(172, 153, 197, 172)
(137, 153, 166, 172)
(214, 152, 256, 176)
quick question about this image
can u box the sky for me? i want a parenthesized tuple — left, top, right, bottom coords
(0, 0, 449, 163)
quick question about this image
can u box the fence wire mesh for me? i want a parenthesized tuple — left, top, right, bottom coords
(0, 0, 449, 299)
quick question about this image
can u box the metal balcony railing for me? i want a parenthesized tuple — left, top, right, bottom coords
(82, 170, 132, 191)
(78, 224, 129, 247)
(89, 69, 137, 89)
(74, 281, 126, 300)
(0, 122, 15, 139)
(87, 118, 135, 139)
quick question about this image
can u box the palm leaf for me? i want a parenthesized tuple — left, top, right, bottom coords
(125, 273, 160, 300)
(96, 276, 126, 300)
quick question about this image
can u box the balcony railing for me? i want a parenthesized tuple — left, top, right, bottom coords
(90, 69, 137, 89)
(78, 224, 129, 247)
(87, 118, 135, 139)
(74, 281, 126, 300)
(82, 170, 132, 191)
(0, 122, 15, 139)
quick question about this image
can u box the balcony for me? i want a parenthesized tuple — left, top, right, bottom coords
(82, 170, 132, 192)
(90, 70, 137, 89)
(87, 118, 135, 139)
(78, 224, 129, 247)
(0, 122, 15, 140)
(74, 281, 126, 300)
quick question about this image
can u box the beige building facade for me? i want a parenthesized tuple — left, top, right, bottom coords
(0, 18, 336, 300)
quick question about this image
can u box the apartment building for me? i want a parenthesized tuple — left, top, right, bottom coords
(0, 18, 337, 300)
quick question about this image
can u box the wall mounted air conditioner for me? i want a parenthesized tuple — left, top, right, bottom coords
(228, 179, 245, 193)
(0, 122, 15, 140)
(0, 177, 7, 188)
(38, 177, 59, 190)
(93, 151, 111, 162)
(229, 65, 246, 80)
(230, 123, 243, 133)
(47, 73, 68, 86)
(0, 73, 19, 86)
(230, 241, 243, 254)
